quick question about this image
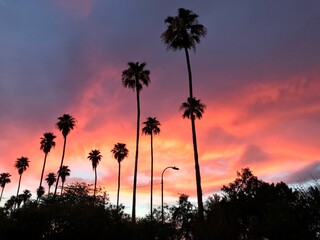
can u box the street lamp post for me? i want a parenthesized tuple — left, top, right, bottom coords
(161, 166, 179, 224)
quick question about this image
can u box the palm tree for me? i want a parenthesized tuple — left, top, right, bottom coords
(58, 165, 70, 194)
(0, 173, 11, 203)
(111, 143, 129, 211)
(38, 132, 56, 199)
(142, 117, 161, 219)
(180, 97, 206, 219)
(87, 149, 102, 200)
(14, 157, 30, 199)
(36, 186, 45, 199)
(21, 189, 32, 205)
(46, 172, 56, 194)
(161, 8, 207, 99)
(162, 8, 207, 220)
(122, 61, 150, 222)
(54, 114, 76, 196)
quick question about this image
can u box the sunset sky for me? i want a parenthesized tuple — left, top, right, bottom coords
(1, 0, 320, 217)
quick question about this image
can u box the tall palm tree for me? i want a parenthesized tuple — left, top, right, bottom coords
(38, 132, 56, 199)
(14, 157, 30, 199)
(180, 97, 206, 219)
(142, 117, 161, 219)
(54, 114, 76, 196)
(162, 8, 207, 220)
(46, 172, 56, 194)
(87, 149, 102, 199)
(122, 61, 150, 222)
(58, 165, 70, 194)
(111, 143, 129, 211)
(0, 173, 11, 203)
(161, 8, 207, 99)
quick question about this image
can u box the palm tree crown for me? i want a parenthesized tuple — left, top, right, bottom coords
(46, 173, 56, 194)
(40, 132, 56, 154)
(180, 97, 206, 120)
(88, 149, 102, 170)
(55, 114, 76, 138)
(0, 173, 11, 188)
(142, 117, 161, 136)
(122, 61, 150, 92)
(161, 8, 207, 51)
(111, 143, 129, 164)
(58, 166, 71, 184)
(15, 157, 30, 175)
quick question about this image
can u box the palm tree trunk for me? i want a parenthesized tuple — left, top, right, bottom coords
(61, 182, 64, 195)
(150, 133, 154, 220)
(184, 48, 193, 98)
(0, 187, 4, 202)
(191, 117, 204, 220)
(54, 137, 67, 196)
(132, 86, 141, 223)
(117, 161, 121, 211)
(94, 167, 97, 200)
(48, 186, 51, 195)
(16, 174, 22, 198)
(38, 153, 48, 200)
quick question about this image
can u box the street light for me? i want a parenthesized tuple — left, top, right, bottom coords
(161, 166, 179, 224)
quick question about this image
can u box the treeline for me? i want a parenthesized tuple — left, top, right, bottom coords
(0, 168, 319, 240)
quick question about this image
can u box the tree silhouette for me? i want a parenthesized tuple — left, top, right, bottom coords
(38, 132, 56, 200)
(122, 61, 150, 222)
(142, 117, 161, 220)
(161, 8, 207, 99)
(45, 172, 56, 194)
(87, 149, 102, 200)
(54, 114, 76, 196)
(14, 157, 30, 199)
(0, 172, 11, 203)
(162, 8, 207, 220)
(111, 143, 129, 211)
(58, 165, 71, 194)
(180, 97, 206, 219)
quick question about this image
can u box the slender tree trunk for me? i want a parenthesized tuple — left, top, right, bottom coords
(150, 133, 154, 220)
(132, 86, 140, 223)
(117, 161, 121, 211)
(184, 48, 193, 98)
(48, 186, 51, 195)
(191, 117, 204, 220)
(16, 174, 22, 198)
(0, 187, 4, 202)
(54, 137, 67, 196)
(61, 181, 64, 195)
(94, 167, 97, 201)
(38, 152, 48, 200)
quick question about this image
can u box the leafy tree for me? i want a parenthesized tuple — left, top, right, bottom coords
(111, 143, 129, 211)
(54, 114, 76, 196)
(122, 61, 150, 222)
(180, 97, 206, 219)
(0, 173, 11, 203)
(58, 166, 71, 194)
(142, 117, 161, 219)
(87, 149, 102, 200)
(14, 157, 30, 199)
(46, 172, 56, 194)
(38, 132, 56, 200)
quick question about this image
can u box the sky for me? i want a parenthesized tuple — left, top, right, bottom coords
(1, 0, 320, 217)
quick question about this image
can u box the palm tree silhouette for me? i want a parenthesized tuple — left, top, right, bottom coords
(122, 61, 150, 222)
(87, 149, 102, 200)
(58, 165, 70, 194)
(111, 143, 129, 211)
(38, 132, 56, 200)
(21, 189, 32, 205)
(0, 173, 11, 203)
(54, 114, 76, 196)
(45, 172, 56, 195)
(161, 8, 207, 99)
(162, 8, 207, 220)
(180, 97, 206, 219)
(142, 117, 161, 220)
(14, 157, 30, 199)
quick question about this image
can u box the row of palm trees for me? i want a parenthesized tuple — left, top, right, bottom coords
(1, 7, 207, 223)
